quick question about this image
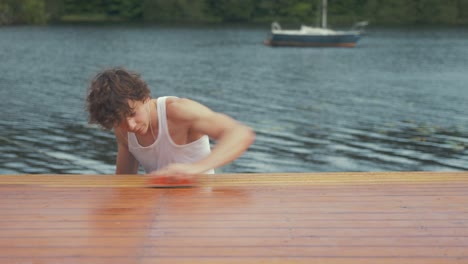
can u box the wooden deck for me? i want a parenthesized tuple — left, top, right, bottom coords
(0, 172, 467, 264)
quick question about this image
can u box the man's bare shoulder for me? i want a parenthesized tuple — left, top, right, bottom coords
(114, 127, 128, 146)
(166, 97, 200, 107)
(166, 97, 190, 106)
(166, 97, 212, 121)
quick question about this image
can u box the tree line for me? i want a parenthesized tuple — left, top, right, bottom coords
(1, 0, 468, 26)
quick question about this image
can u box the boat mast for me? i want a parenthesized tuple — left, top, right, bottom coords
(321, 0, 327, 28)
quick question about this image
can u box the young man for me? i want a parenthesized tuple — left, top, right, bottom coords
(86, 67, 255, 179)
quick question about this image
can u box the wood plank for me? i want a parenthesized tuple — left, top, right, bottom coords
(139, 258, 468, 264)
(0, 172, 467, 263)
(1, 236, 467, 247)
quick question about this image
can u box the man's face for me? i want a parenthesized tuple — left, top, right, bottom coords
(116, 100, 150, 135)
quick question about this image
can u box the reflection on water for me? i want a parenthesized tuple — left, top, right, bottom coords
(244, 120, 468, 173)
(0, 26, 467, 174)
(0, 123, 115, 174)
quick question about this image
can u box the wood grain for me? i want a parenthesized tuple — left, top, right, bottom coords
(0, 172, 467, 263)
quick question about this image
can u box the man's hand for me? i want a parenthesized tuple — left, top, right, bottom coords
(147, 163, 201, 187)
(150, 163, 203, 176)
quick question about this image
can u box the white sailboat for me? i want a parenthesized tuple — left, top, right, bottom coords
(264, 0, 368, 47)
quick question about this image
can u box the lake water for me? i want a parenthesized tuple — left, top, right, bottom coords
(1, 25, 468, 174)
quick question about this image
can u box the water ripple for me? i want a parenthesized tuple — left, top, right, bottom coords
(1, 26, 468, 174)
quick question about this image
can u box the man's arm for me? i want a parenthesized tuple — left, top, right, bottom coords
(152, 98, 255, 175)
(114, 128, 139, 174)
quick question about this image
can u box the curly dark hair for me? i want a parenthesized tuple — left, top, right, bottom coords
(86, 67, 151, 130)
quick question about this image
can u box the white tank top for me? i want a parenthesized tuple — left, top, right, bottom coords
(128, 96, 215, 174)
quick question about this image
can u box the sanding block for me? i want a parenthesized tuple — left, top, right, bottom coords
(146, 175, 198, 188)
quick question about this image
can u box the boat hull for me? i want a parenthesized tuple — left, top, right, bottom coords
(265, 33, 361, 47)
